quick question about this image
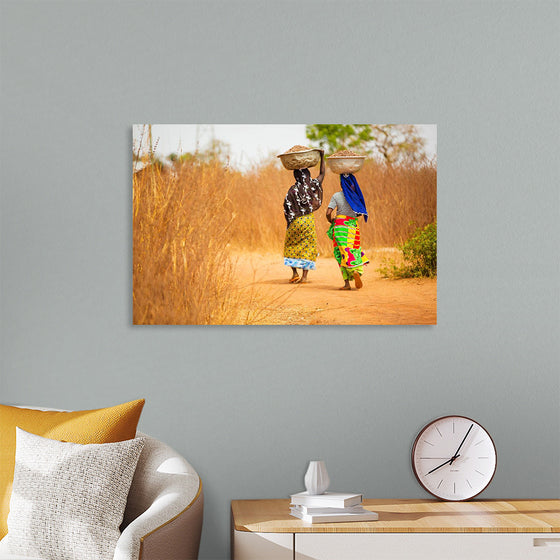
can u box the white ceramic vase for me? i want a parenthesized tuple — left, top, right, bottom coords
(304, 460, 330, 495)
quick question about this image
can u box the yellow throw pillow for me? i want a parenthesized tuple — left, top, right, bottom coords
(0, 398, 145, 538)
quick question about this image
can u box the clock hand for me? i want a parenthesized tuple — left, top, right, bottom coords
(426, 455, 461, 475)
(426, 424, 473, 475)
(450, 424, 473, 464)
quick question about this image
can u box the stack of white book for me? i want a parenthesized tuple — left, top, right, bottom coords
(289, 491, 378, 524)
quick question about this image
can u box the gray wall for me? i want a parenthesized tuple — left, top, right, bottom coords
(1, 1, 558, 558)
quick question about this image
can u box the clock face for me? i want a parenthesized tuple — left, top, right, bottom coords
(412, 416, 497, 501)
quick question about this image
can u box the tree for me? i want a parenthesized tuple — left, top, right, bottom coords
(306, 124, 427, 165)
(306, 124, 374, 153)
(370, 125, 427, 165)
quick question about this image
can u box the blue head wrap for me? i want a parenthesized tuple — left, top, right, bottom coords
(340, 173, 368, 222)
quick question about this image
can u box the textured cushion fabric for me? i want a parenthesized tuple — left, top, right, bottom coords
(3, 428, 144, 560)
(0, 534, 42, 557)
(0, 399, 144, 538)
(0, 554, 44, 559)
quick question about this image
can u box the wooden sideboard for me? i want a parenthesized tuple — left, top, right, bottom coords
(231, 498, 560, 559)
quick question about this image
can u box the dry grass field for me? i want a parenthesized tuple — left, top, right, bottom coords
(133, 159, 436, 324)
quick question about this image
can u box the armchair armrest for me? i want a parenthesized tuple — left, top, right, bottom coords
(114, 433, 203, 560)
(115, 485, 203, 560)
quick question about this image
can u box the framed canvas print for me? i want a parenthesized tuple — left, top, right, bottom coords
(132, 124, 437, 325)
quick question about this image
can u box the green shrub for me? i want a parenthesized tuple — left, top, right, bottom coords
(379, 221, 437, 278)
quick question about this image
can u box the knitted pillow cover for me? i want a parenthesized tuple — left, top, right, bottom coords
(0, 398, 145, 537)
(3, 428, 145, 560)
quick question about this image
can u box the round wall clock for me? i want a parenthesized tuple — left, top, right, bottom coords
(412, 415, 497, 501)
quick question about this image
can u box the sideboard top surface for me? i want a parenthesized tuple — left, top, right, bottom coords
(231, 499, 560, 534)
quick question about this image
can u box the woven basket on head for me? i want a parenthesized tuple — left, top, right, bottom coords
(326, 155, 366, 174)
(277, 149, 321, 170)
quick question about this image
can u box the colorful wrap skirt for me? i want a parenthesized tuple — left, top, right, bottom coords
(327, 215, 369, 280)
(284, 214, 318, 270)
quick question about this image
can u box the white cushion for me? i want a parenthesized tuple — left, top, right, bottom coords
(0, 554, 44, 560)
(2, 428, 144, 560)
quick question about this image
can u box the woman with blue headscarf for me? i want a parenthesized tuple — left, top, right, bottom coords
(326, 173, 369, 290)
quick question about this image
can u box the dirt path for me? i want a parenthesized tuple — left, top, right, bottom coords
(232, 250, 437, 325)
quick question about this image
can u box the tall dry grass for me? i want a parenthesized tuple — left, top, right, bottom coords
(231, 160, 437, 254)
(133, 161, 243, 324)
(133, 157, 436, 324)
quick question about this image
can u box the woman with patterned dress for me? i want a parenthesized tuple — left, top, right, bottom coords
(283, 150, 325, 283)
(326, 172, 369, 290)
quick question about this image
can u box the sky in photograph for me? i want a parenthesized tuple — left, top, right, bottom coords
(133, 124, 437, 171)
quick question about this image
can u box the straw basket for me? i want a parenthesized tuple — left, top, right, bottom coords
(277, 149, 321, 170)
(326, 156, 366, 174)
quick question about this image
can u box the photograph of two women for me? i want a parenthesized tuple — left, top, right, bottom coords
(132, 124, 437, 325)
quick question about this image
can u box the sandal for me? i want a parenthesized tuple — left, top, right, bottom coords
(353, 272, 363, 289)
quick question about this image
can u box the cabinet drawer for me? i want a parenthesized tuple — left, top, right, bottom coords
(233, 531, 293, 560)
(296, 533, 560, 560)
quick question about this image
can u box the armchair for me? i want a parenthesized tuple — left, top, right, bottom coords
(0, 431, 203, 560)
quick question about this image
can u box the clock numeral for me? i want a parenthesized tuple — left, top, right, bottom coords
(435, 427, 443, 438)
(475, 470, 485, 476)
(437, 479, 443, 489)
(474, 440, 485, 446)
(466, 479, 472, 489)
(423, 440, 435, 446)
